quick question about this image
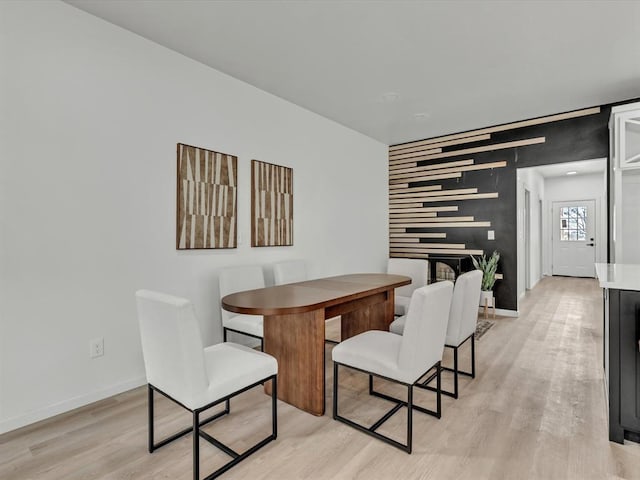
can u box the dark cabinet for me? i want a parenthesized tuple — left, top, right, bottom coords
(608, 289, 640, 443)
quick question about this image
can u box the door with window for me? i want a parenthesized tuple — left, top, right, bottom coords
(552, 200, 596, 277)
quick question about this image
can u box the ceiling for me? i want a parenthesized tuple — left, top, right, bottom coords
(65, 1, 640, 146)
(522, 158, 606, 179)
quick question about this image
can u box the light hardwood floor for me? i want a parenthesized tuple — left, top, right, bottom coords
(2, 276, 639, 479)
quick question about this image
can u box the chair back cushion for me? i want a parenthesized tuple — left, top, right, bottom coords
(398, 281, 453, 380)
(273, 260, 307, 285)
(445, 270, 483, 346)
(387, 258, 428, 298)
(135, 290, 208, 405)
(219, 265, 265, 321)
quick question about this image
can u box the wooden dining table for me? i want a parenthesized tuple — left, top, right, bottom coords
(221, 273, 410, 416)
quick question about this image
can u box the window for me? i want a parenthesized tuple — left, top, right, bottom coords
(560, 206, 587, 241)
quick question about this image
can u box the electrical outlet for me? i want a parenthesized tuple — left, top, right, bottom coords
(90, 338, 104, 358)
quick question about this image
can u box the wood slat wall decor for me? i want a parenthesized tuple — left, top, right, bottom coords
(390, 247, 484, 255)
(388, 147, 443, 159)
(389, 233, 447, 238)
(389, 161, 507, 180)
(390, 243, 466, 249)
(389, 206, 458, 213)
(388, 106, 600, 152)
(388, 134, 492, 157)
(391, 221, 491, 228)
(389, 171, 463, 183)
(391, 252, 430, 259)
(176, 143, 237, 249)
(251, 160, 293, 247)
(386, 108, 607, 267)
(390, 137, 545, 163)
(389, 188, 478, 199)
(389, 184, 442, 193)
(389, 159, 475, 174)
(389, 212, 438, 218)
(390, 192, 499, 203)
(390, 216, 475, 223)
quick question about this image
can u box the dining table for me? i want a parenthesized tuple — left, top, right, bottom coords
(221, 273, 411, 416)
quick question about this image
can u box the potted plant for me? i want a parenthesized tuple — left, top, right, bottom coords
(471, 250, 500, 308)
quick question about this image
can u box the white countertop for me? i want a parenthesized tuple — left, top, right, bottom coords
(595, 263, 640, 291)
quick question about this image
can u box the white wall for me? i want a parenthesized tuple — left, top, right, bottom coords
(0, 1, 388, 433)
(516, 168, 545, 303)
(543, 173, 607, 274)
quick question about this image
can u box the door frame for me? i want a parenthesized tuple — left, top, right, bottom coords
(549, 198, 601, 277)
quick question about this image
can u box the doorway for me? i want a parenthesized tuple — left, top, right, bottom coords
(515, 158, 606, 311)
(551, 200, 596, 277)
(524, 189, 531, 289)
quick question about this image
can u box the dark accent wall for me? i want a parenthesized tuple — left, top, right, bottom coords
(390, 103, 633, 311)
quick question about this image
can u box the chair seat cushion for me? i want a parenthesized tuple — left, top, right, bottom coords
(332, 330, 414, 384)
(394, 295, 410, 316)
(201, 343, 277, 407)
(223, 314, 264, 337)
(389, 315, 406, 335)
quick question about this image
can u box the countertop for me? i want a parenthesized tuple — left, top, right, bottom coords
(595, 263, 640, 291)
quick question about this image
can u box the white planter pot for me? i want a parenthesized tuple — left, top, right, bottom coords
(479, 290, 494, 307)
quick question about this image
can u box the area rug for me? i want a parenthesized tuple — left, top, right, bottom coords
(475, 320, 495, 340)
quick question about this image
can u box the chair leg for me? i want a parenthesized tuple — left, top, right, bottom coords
(223, 328, 228, 342)
(334, 363, 439, 453)
(148, 385, 154, 453)
(193, 411, 200, 480)
(436, 361, 442, 418)
(471, 334, 476, 378)
(453, 346, 459, 399)
(272, 376, 278, 438)
(333, 362, 339, 420)
(260, 338, 264, 352)
(407, 385, 413, 454)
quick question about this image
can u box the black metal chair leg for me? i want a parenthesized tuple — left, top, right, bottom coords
(407, 385, 413, 454)
(436, 362, 441, 417)
(193, 411, 200, 480)
(453, 347, 459, 399)
(260, 338, 264, 352)
(223, 328, 227, 342)
(148, 385, 154, 453)
(272, 376, 278, 438)
(471, 334, 476, 378)
(333, 363, 339, 420)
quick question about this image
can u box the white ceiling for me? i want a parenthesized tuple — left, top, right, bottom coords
(523, 158, 606, 179)
(65, 0, 640, 145)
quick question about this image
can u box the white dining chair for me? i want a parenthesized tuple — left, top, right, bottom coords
(394, 270, 483, 399)
(332, 281, 453, 453)
(135, 290, 278, 480)
(429, 269, 482, 398)
(219, 265, 265, 350)
(387, 258, 428, 316)
(273, 259, 307, 285)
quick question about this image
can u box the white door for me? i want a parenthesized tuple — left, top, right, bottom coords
(552, 200, 596, 277)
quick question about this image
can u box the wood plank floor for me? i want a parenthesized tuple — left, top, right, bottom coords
(1, 276, 639, 479)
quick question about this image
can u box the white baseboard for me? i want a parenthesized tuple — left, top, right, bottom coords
(0, 376, 146, 435)
(478, 307, 519, 318)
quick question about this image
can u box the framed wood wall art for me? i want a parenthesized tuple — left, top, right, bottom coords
(251, 160, 293, 247)
(176, 143, 237, 249)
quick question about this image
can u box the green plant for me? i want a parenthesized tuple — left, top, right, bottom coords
(471, 250, 500, 291)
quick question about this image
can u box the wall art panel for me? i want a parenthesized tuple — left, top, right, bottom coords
(251, 160, 293, 247)
(176, 143, 237, 249)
